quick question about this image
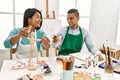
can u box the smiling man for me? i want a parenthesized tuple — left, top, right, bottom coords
(52, 8, 103, 61)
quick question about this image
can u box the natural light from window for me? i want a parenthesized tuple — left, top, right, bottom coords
(15, 0, 34, 13)
(59, 0, 75, 15)
(0, 0, 13, 12)
(0, 14, 13, 49)
(76, 0, 91, 16)
(15, 15, 24, 28)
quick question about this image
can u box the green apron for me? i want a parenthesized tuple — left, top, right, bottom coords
(58, 26, 83, 55)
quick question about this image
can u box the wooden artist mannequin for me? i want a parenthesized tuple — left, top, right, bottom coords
(27, 32, 41, 71)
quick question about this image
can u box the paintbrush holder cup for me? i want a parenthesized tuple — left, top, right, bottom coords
(104, 56, 114, 74)
(62, 69, 73, 80)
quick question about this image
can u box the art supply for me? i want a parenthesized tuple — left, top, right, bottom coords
(62, 70, 73, 80)
(84, 54, 98, 69)
(75, 64, 86, 68)
(104, 46, 114, 74)
(70, 55, 86, 62)
(40, 64, 52, 74)
(107, 47, 111, 65)
(61, 56, 74, 70)
(99, 59, 120, 74)
(27, 31, 41, 71)
(73, 71, 93, 80)
(38, 60, 52, 74)
(56, 57, 62, 63)
(45, 0, 55, 19)
(103, 44, 106, 56)
(61, 56, 74, 80)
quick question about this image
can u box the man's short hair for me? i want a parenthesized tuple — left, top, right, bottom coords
(67, 8, 79, 17)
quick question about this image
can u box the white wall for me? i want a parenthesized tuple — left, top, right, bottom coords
(89, 0, 120, 48)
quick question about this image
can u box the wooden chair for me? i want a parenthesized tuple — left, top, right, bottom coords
(10, 48, 17, 60)
(115, 50, 120, 60)
(40, 47, 58, 57)
(99, 48, 120, 60)
(10, 47, 58, 59)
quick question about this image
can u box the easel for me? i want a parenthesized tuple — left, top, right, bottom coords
(45, 0, 55, 19)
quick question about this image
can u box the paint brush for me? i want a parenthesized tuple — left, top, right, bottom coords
(70, 55, 86, 62)
(103, 44, 106, 55)
(107, 47, 111, 65)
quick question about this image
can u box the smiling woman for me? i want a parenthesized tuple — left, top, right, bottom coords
(4, 8, 50, 59)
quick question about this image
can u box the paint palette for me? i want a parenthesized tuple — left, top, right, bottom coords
(56, 56, 62, 63)
(10, 63, 28, 70)
(73, 71, 101, 80)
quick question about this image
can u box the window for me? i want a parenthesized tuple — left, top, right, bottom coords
(15, 0, 35, 27)
(0, 0, 35, 49)
(15, 0, 34, 13)
(116, 11, 120, 45)
(0, 0, 13, 12)
(0, 14, 13, 49)
(76, 0, 91, 17)
(59, 0, 75, 16)
(59, 0, 92, 30)
(15, 15, 24, 28)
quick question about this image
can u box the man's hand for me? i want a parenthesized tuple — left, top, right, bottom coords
(52, 35, 61, 44)
(98, 54, 104, 61)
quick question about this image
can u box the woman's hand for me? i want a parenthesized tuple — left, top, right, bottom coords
(41, 36, 50, 50)
(10, 27, 31, 45)
(19, 26, 31, 37)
